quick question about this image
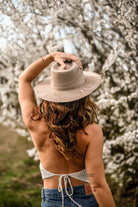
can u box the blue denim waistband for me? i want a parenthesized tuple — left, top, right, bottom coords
(41, 183, 98, 207)
(42, 184, 86, 198)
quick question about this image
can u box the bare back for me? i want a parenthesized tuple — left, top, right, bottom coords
(28, 118, 94, 188)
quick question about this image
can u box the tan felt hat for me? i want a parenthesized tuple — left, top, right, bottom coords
(35, 61, 102, 103)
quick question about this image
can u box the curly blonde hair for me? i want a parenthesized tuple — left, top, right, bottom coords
(31, 95, 98, 160)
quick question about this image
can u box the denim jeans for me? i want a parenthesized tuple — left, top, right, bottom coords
(41, 184, 99, 207)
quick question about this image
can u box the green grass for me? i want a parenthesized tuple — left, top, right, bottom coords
(0, 124, 42, 207)
(0, 158, 42, 207)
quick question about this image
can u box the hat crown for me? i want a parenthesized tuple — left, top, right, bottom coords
(51, 62, 85, 91)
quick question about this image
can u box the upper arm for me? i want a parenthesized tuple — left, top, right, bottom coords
(19, 75, 38, 128)
(85, 124, 106, 188)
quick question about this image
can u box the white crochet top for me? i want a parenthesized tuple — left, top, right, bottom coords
(40, 163, 89, 182)
(39, 163, 89, 207)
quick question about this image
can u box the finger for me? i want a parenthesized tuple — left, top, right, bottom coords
(58, 59, 66, 69)
(69, 55, 83, 70)
(74, 59, 83, 70)
(79, 63, 83, 70)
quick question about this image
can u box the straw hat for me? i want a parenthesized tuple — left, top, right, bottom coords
(35, 61, 102, 103)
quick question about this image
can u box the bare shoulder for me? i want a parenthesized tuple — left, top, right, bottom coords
(88, 123, 103, 133)
(85, 123, 103, 144)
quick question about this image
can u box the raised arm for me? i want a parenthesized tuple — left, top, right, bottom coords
(19, 54, 54, 128)
(19, 52, 82, 128)
(85, 124, 116, 207)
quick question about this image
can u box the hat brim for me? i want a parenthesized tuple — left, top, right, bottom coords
(35, 71, 102, 103)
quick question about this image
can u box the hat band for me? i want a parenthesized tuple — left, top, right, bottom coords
(51, 78, 85, 91)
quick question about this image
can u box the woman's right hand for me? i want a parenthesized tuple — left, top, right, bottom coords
(51, 52, 83, 70)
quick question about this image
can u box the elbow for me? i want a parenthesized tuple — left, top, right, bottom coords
(19, 73, 25, 82)
(90, 183, 104, 192)
(19, 73, 30, 83)
(90, 180, 109, 193)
